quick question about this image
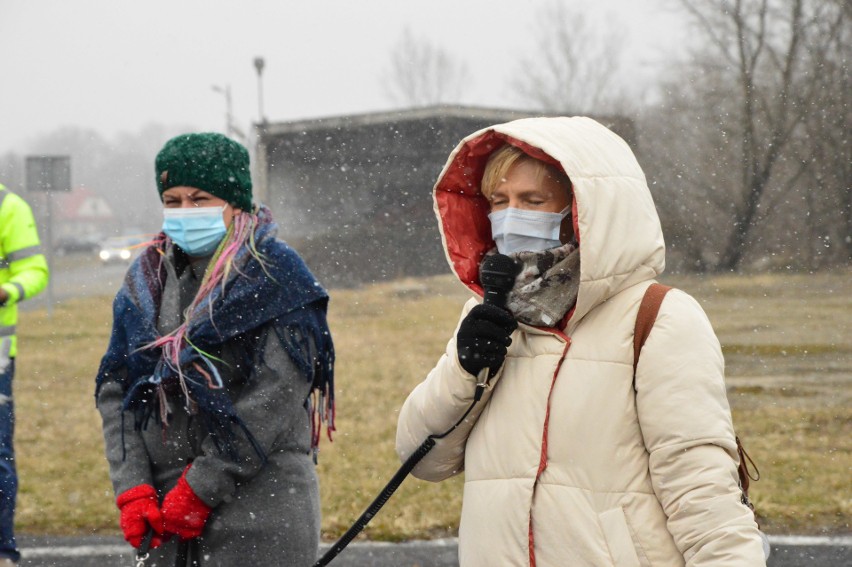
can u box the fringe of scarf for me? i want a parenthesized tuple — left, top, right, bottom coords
(274, 320, 336, 451)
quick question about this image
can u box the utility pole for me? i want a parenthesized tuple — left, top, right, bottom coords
(253, 57, 266, 124)
(252, 57, 269, 205)
(211, 84, 237, 139)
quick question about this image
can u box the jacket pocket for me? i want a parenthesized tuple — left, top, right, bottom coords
(599, 507, 642, 567)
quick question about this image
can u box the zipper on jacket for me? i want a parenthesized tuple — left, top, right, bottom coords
(528, 335, 571, 566)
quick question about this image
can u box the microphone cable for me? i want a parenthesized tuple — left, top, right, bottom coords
(312, 388, 486, 567)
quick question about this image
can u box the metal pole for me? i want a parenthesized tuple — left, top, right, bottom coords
(211, 84, 234, 138)
(251, 57, 268, 205)
(253, 57, 265, 124)
(225, 85, 234, 138)
(44, 192, 54, 318)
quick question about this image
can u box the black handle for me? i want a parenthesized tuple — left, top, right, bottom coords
(135, 529, 154, 565)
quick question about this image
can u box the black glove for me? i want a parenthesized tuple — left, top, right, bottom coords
(456, 303, 518, 377)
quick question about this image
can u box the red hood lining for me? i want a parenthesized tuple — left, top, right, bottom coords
(435, 130, 578, 290)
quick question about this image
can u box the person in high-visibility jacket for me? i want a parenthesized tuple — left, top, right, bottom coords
(0, 183, 49, 566)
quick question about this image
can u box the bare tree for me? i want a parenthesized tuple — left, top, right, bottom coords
(678, 0, 848, 270)
(512, 2, 627, 114)
(637, 66, 743, 273)
(382, 28, 468, 107)
(19, 123, 196, 237)
(796, 0, 851, 264)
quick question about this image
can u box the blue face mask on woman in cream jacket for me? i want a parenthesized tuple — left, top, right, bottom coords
(488, 206, 571, 255)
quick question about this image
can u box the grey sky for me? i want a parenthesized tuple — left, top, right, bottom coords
(0, 0, 686, 154)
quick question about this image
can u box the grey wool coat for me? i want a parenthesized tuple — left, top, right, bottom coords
(97, 248, 321, 566)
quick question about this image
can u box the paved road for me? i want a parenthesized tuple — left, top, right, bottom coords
(14, 534, 852, 566)
(22, 259, 127, 311)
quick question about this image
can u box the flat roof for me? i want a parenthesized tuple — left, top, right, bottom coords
(258, 105, 552, 136)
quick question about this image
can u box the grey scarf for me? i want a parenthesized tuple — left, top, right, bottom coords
(498, 242, 580, 327)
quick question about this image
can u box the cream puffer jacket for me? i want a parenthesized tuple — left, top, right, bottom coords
(396, 117, 765, 566)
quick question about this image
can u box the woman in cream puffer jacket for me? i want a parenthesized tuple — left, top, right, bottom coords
(396, 117, 766, 566)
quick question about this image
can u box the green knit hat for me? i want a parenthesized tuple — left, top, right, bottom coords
(155, 132, 253, 211)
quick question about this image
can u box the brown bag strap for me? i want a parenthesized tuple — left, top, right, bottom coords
(633, 283, 672, 379)
(736, 435, 761, 508)
(631, 283, 761, 512)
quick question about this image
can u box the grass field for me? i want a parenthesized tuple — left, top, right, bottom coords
(12, 269, 851, 539)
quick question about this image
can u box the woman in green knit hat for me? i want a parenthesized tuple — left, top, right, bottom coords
(96, 132, 336, 566)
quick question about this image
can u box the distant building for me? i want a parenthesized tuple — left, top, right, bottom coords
(53, 186, 116, 250)
(255, 105, 635, 287)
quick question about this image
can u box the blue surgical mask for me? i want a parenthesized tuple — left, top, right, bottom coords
(162, 206, 228, 256)
(489, 206, 570, 255)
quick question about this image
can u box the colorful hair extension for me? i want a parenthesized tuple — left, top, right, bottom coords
(146, 210, 266, 421)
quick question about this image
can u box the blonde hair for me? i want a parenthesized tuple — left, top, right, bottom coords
(480, 145, 571, 201)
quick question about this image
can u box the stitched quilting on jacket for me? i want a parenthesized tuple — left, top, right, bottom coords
(396, 117, 765, 567)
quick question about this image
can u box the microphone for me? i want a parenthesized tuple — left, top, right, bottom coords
(475, 254, 520, 392)
(479, 253, 520, 310)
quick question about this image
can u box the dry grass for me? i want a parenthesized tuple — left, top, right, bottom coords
(12, 269, 851, 538)
(664, 270, 852, 535)
(316, 277, 471, 541)
(15, 295, 116, 534)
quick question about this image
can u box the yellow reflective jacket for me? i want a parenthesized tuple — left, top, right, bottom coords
(0, 184, 50, 358)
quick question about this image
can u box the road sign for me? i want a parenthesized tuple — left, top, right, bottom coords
(25, 155, 71, 192)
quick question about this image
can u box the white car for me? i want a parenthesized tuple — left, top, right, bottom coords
(98, 236, 143, 264)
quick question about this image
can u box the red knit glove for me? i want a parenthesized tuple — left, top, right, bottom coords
(116, 484, 168, 549)
(161, 466, 212, 540)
